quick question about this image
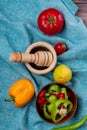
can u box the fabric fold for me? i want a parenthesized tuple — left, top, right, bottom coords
(0, 0, 87, 130)
(62, 0, 78, 15)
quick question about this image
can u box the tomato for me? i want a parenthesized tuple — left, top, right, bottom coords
(38, 8, 64, 35)
(54, 42, 67, 55)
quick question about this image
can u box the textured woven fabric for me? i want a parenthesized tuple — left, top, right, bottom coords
(0, 0, 87, 130)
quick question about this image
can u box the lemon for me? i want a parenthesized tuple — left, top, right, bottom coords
(53, 64, 72, 83)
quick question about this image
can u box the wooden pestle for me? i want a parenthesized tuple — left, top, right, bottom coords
(10, 51, 53, 67)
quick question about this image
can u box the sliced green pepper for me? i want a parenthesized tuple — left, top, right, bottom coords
(44, 93, 50, 98)
(64, 100, 73, 113)
(43, 104, 52, 120)
(48, 84, 60, 93)
(43, 85, 73, 123)
(52, 99, 67, 123)
(47, 103, 54, 113)
(43, 99, 73, 123)
(61, 88, 68, 100)
(48, 95, 57, 103)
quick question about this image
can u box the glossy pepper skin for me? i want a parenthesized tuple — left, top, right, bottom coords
(5, 78, 35, 107)
(48, 84, 60, 93)
(38, 8, 64, 35)
(51, 115, 87, 130)
(43, 99, 73, 123)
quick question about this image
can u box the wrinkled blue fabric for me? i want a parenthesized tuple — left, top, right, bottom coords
(0, 0, 87, 130)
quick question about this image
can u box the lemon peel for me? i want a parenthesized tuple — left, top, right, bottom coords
(53, 64, 72, 83)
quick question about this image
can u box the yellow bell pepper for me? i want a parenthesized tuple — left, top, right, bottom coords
(5, 78, 35, 107)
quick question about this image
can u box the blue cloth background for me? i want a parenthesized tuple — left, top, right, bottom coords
(0, 0, 87, 130)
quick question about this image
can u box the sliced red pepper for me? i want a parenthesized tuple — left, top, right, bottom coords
(41, 97, 47, 104)
(38, 89, 46, 98)
(40, 104, 44, 110)
(57, 93, 65, 99)
(37, 97, 47, 105)
(37, 98, 42, 104)
(38, 97, 47, 110)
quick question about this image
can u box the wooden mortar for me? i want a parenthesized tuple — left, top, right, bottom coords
(10, 42, 57, 74)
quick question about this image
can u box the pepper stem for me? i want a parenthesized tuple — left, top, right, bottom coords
(4, 96, 15, 102)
